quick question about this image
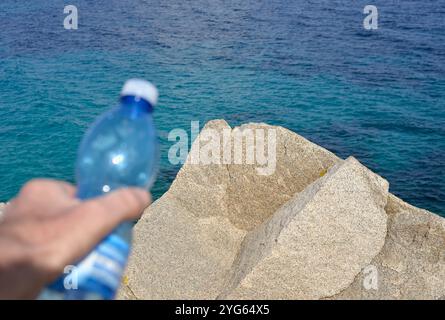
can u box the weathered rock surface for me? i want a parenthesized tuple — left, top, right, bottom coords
(332, 194, 445, 299)
(118, 119, 445, 300)
(119, 119, 339, 299)
(0, 203, 4, 222)
(220, 157, 389, 299)
(167, 120, 340, 231)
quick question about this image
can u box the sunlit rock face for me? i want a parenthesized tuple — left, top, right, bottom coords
(118, 120, 445, 300)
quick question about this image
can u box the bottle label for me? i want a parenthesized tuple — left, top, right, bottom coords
(48, 232, 131, 300)
(78, 233, 129, 298)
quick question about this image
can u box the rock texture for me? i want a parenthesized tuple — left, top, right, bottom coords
(118, 119, 445, 300)
(0, 203, 5, 222)
(119, 120, 339, 299)
(220, 157, 389, 299)
(167, 120, 340, 231)
(332, 194, 445, 299)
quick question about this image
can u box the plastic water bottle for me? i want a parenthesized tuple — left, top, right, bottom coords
(39, 79, 159, 300)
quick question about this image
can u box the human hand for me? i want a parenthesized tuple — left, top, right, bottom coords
(0, 179, 151, 299)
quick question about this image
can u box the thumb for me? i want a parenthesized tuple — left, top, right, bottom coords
(43, 188, 151, 273)
(89, 187, 151, 221)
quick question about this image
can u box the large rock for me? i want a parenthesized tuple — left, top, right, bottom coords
(331, 194, 445, 299)
(119, 119, 445, 300)
(220, 157, 389, 299)
(119, 120, 339, 299)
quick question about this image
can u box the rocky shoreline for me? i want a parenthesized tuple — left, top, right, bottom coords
(119, 120, 445, 300)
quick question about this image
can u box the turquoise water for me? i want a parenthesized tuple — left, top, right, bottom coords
(0, 1, 444, 215)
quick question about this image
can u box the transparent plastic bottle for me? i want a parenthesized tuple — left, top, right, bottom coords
(39, 79, 159, 300)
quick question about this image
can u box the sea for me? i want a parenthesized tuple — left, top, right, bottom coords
(0, 0, 444, 215)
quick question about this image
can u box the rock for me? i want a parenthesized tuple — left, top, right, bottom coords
(0, 203, 5, 222)
(118, 119, 445, 300)
(331, 194, 445, 299)
(168, 120, 340, 231)
(122, 191, 246, 299)
(118, 120, 339, 299)
(118, 282, 138, 300)
(220, 157, 389, 299)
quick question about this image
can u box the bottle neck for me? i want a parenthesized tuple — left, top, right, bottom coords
(120, 95, 154, 114)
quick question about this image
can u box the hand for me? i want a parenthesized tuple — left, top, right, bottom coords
(0, 179, 151, 299)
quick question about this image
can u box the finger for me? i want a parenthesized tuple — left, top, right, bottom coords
(39, 180, 78, 209)
(91, 188, 151, 221)
(8, 180, 78, 221)
(53, 181, 77, 198)
(44, 188, 151, 269)
(19, 179, 74, 198)
(31, 179, 77, 200)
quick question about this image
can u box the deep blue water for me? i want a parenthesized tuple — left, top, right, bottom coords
(0, 0, 444, 215)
